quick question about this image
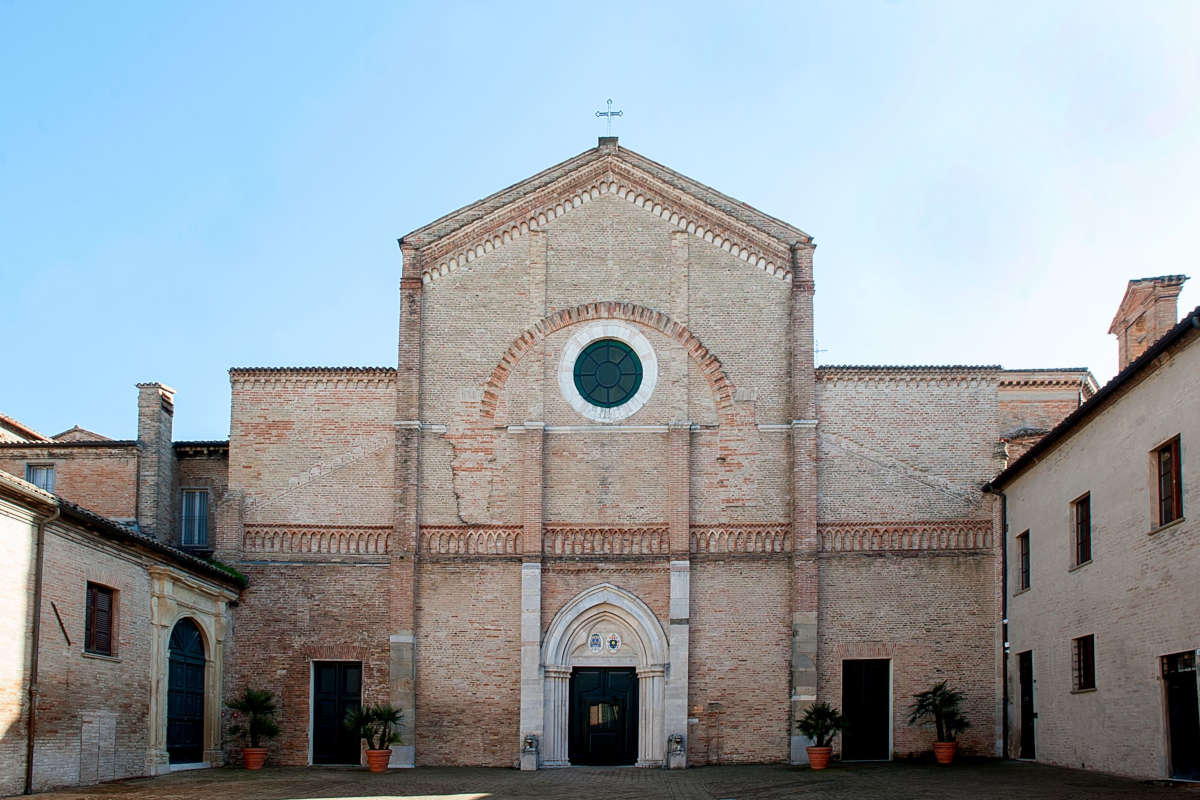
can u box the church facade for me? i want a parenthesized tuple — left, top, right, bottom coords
(219, 138, 1092, 768)
(1, 138, 1100, 780)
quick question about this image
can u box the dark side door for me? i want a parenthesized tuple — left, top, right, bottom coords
(313, 661, 362, 765)
(841, 659, 890, 760)
(1164, 652, 1200, 780)
(570, 667, 638, 765)
(1018, 650, 1036, 759)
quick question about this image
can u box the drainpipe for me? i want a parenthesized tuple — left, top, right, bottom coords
(984, 484, 1009, 761)
(25, 499, 60, 795)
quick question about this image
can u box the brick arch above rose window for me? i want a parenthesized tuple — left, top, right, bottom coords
(480, 301, 736, 423)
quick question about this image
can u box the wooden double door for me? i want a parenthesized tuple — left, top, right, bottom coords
(569, 667, 638, 765)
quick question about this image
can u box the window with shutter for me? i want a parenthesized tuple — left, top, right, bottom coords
(85, 582, 115, 656)
(181, 489, 209, 547)
(1072, 493, 1092, 566)
(1155, 436, 1183, 527)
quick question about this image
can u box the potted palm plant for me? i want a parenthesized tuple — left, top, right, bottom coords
(226, 688, 281, 769)
(907, 681, 969, 764)
(345, 703, 404, 772)
(796, 702, 848, 770)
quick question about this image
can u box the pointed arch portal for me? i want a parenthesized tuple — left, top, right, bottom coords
(540, 584, 669, 767)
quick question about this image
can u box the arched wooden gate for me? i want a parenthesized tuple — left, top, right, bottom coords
(167, 618, 206, 764)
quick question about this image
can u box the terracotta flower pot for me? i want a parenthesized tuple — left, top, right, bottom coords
(242, 747, 268, 770)
(366, 749, 392, 773)
(806, 745, 832, 770)
(933, 741, 957, 765)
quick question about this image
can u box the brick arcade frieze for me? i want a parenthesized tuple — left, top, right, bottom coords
(238, 519, 993, 561)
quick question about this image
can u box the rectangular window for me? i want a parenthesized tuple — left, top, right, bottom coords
(1017, 531, 1031, 591)
(1072, 634, 1096, 691)
(1073, 493, 1092, 565)
(1155, 436, 1183, 527)
(25, 464, 55, 493)
(181, 489, 209, 547)
(85, 582, 115, 656)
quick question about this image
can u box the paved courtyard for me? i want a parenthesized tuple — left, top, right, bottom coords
(11, 761, 1198, 800)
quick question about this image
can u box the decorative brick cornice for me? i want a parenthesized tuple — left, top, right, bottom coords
(818, 519, 993, 552)
(419, 159, 795, 286)
(999, 369, 1098, 396)
(229, 367, 396, 390)
(690, 523, 791, 554)
(481, 301, 735, 419)
(544, 525, 669, 556)
(816, 365, 1001, 386)
(243, 524, 392, 557)
(419, 525, 523, 555)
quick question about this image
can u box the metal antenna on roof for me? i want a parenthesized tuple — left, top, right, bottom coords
(596, 98, 623, 136)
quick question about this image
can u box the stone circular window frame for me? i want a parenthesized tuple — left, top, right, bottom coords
(558, 321, 658, 422)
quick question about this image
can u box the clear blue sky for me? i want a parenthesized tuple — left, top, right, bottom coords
(2, 1, 1196, 440)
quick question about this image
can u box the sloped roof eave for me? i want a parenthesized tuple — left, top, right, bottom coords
(987, 305, 1200, 491)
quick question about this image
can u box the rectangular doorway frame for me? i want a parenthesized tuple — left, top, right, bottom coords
(1161, 649, 1200, 781)
(840, 658, 893, 761)
(1017, 649, 1036, 760)
(308, 658, 363, 766)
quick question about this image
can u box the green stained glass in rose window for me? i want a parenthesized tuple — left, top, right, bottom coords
(573, 339, 643, 408)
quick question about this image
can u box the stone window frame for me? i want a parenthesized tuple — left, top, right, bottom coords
(1152, 435, 1183, 530)
(557, 320, 658, 423)
(180, 488, 210, 548)
(1071, 633, 1096, 692)
(25, 462, 55, 493)
(84, 581, 118, 657)
(1070, 492, 1092, 568)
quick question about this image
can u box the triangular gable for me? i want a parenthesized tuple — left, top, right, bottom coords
(400, 139, 814, 287)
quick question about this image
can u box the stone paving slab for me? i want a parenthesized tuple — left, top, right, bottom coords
(11, 761, 1198, 800)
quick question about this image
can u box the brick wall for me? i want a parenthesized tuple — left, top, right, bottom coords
(0, 446, 139, 522)
(227, 563, 390, 766)
(819, 551, 999, 758)
(175, 451, 228, 549)
(815, 370, 1002, 758)
(414, 561, 521, 766)
(998, 384, 1083, 435)
(28, 520, 156, 790)
(688, 558, 790, 765)
(228, 370, 395, 527)
(816, 372, 998, 523)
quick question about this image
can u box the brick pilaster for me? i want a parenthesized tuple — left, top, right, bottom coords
(667, 422, 690, 555)
(389, 243, 422, 767)
(520, 424, 544, 557)
(788, 241, 819, 763)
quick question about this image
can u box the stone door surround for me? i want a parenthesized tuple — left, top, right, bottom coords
(539, 584, 670, 768)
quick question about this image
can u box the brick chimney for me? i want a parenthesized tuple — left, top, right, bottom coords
(1108, 275, 1188, 371)
(136, 382, 177, 542)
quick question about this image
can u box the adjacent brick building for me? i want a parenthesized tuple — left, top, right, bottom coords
(0, 470, 242, 795)
(5, 138, 1132, 785)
